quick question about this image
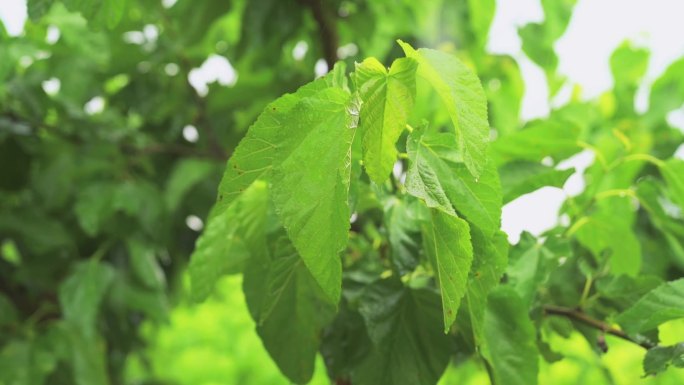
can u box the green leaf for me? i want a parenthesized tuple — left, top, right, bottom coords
(112, 181, 165, 236)
(518, 22, 559, 85)
(507, 232, 556, 306)
(398, 40, 489, 178)
(189, 181, 269, 302)
(0, 293, 18, 327)
(243, 235, 335, 384)
(58, 322, 110, 385)
(610, 41, 649, 114)
(406, 124, 501, 235)
(467, 0, 496, 50)
(0, 338, 56, 385)
(648, 57, 684, 121)
(384, 197, 423, 275)
(595, 274, 662, 310)
(320, 303, 372, 381)
(660, 158, 684, 213)
(518, 0, 576, 93)
(214, 64, 348, 217)
(492, 118, 581, 164)
(109, 278, 169, 322)
(616, 278, 684, 335)
(539, 0, 576, 39)
(127, 239, 165, 290)
(59, 260, 115, 336)
(57, 261, 114, 385)
(483, 55, 525, 135)
(27, 0, 56, 21)
(610, 41, 650, 87)
(164, 158, 216, 211)
(573, 199, 641, 276)
(482, 286, 540, 385)
(170, 0, 233, 44)
(636, 178, 684, 267)
(270, 87, 357, 303)
(61, 0, 128, 29)
(461, 228, 509, 344)
(75, 181, 164, 237)
(499, 161, 574, 203)
(643, 343, 684, 375)
(213, 98, 290, 214)
(213, 66, 353, 303)
(1, 239, 22, 266)
(99, 0, 128, 29)
(424, 209, 474, 332)
(0, 208, 74, 256)
(543, 241, 584, 307)
(74, 183, 116, 236)
(353, 279, 452, 385)
(355, 57, 417, 183)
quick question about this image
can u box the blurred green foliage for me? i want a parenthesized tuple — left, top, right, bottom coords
(1, 0, 684, 384)
(127, 276, 330, 385)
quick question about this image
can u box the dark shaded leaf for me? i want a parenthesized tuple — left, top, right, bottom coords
(243, 235, 336, 384)
(617, 279, 684, 335)
(644, 343, 684, 376)
(353, 279, 452, 385)
(482, 287, 540, 385)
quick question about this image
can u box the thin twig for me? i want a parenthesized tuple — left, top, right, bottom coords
(543, 305, 656, 349)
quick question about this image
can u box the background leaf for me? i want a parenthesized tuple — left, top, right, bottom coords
(499, 161, 574, 203)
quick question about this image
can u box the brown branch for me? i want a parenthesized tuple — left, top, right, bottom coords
(543, 305, 656, 349)
(299, 0, 339, 69)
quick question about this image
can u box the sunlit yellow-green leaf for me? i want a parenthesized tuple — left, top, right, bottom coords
(399, 40, 490, 177)
(355, 57, 417, 183)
